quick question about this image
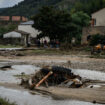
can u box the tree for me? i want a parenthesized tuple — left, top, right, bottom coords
(71, 11, 90, 43)
(74, 2, 84, 12)
(0, 25, 17, 38)
(32, 6, 73, 42)
(74, 0, 104, 16)
(32, 6, 90, 45)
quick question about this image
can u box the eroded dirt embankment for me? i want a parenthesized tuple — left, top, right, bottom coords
(0, 55, 105, 71)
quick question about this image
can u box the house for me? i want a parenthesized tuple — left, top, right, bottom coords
(91, 8, 105, 26)
(18, 21, 41, 44)
(3, 30, 30, 47)
(82, 8, 105, 45)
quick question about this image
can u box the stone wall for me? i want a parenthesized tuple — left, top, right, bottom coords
(81, 26, 105, 45)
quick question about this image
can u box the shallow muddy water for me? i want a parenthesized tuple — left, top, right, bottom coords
(72, 69, 105, 81)
(0, 64, 40, 83)
(0, 62, 104, 105)
(0, 86, 101, 105)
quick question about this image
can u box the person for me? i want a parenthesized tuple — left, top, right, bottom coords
(53, 40, 56, 48)
(36, 39, 40, 48)
(56, 40, 60, 48)
(50, 40, 53, 48)
(71, 38, 76, 46)
(44, 40, 48, 48)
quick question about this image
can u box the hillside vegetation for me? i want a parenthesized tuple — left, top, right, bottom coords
(0, 0, 105, 17)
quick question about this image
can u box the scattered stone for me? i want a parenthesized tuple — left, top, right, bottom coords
(15, 53, 24, 56)
(21, 72, 25, 75)
(90, 85, 94, 88)
(93, 100, 96, 104)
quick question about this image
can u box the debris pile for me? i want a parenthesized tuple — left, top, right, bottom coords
(21, 66, 84, 89)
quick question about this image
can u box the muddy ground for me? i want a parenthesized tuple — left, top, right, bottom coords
(0, 49, 105, 104)
(0, 54, 105, 71)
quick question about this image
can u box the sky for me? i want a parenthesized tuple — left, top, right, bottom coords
(0, 0, 23, 8)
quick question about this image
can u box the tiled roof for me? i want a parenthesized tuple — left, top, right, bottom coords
(20, 21, 34, 25)
(15, 30, 30, 35)
(0, 16, 28, 22)
(0, 16, 10, 21)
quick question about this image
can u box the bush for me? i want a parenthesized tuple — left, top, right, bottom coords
(89, 34, 105, 46)
(0, 34, 3, 38)
(60, 42, 72, 50)
(0, 97, 16, 105)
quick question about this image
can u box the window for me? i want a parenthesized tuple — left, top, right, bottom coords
(91, 18, 96, 26)
(94, 19, 96, 25)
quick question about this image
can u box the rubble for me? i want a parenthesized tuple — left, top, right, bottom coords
(21, 66, 83, 89)
(0, 65, 12, 70)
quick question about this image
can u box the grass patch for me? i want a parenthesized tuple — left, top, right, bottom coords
(0, 44, 22, 48)
(14, 74, 31, 79)
(32, 49, 62, 54)
(82, 47, 91, 51)
(90, 54, 105, 59)
(90, 51, 105, 59)
(0, 97, 16, 105)
(74, 46, 91, 52)
(30, 49, 74, 55)
(21, 48, 90, 56)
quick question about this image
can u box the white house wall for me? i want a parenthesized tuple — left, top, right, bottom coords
(92, 8, 105, 26)
(18, 25, 40, 38)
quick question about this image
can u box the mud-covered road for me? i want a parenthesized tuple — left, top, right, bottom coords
(0, 55, 105, 71)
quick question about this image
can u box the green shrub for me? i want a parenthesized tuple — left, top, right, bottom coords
(89, 34, 105, 46)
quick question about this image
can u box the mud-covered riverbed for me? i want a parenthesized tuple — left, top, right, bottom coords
(0, 61, 105, 105)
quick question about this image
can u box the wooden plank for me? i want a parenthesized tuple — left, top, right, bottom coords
(35, 71, 53, 88)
